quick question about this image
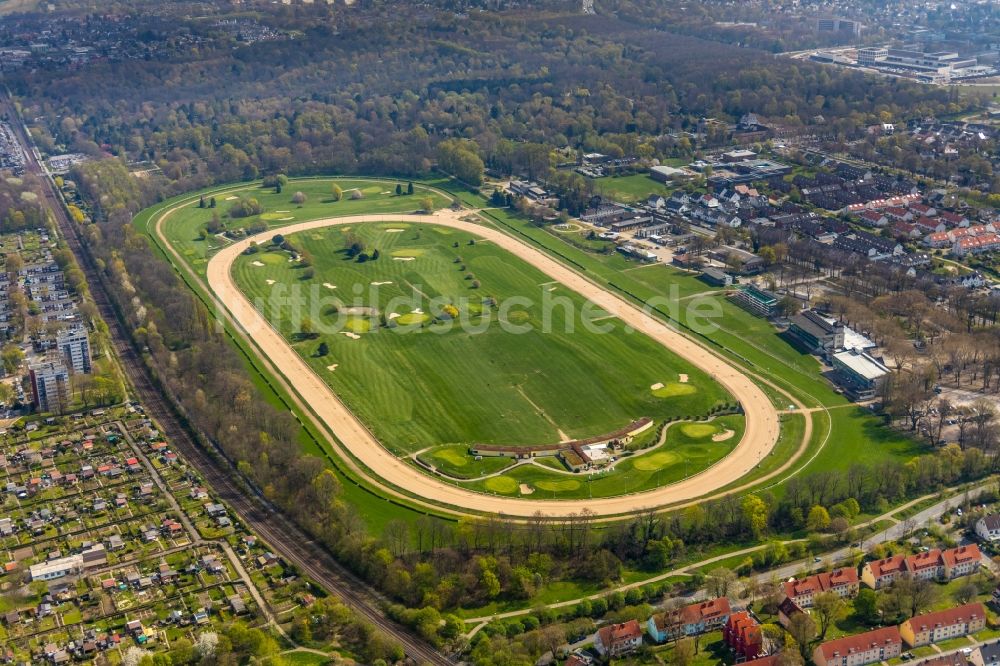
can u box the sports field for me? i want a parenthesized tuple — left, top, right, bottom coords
(232, 222, 732, 454)
(160, 179, 450, 276)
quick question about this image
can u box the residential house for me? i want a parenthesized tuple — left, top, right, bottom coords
(907, 545, 982, 582)
(939, 211, 969, 227)
(782, 567, 860, 609)
(972, 641, 1000, 666)
(724, 611, 765, 662)
(777, 597, 805, 628)
(899, 603, 987, 647)
(812, 627, 903, 666)
(954, 234, 1000, 256)
(939, 545, 982, 579)
(861, 555, 907, 590)
(975, 514, 1000, 542)
(648, 597, 732, 643)
(594, 620, 643, 658)
(858, 210, 888, 227)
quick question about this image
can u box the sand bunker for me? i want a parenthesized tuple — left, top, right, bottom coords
(225, 196, 238, 201)
(265, 279, 275, 285)
(280, 217, 294, 221)
(381, 191, 391, 195)
(393, 257, 415, 262)
(679, 374, 689, 383)
(650, 382, 665, 391)
(385, 228, 405, 233)
(371, 281, 393, 286)
(323, 283, 337, 290)
(276, 210, 290, 213)
(388, 312, 401, 320)
(340, 332, 361, 340)
(411, 308, 424, 314)
(712, 429, 735, 442)
(327, 364, 339, 372)
(519, 484, 534, 495)
(252, 261, 265, 267)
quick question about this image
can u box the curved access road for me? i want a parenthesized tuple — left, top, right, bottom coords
(200, 209, 782, 517)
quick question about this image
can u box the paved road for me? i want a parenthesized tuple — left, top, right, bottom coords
(465, 482, 997, 627)
(193, 210, 784, 518)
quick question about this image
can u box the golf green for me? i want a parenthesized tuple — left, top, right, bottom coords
(632, 451, 681, 471)
(485, 476, 518, 493)
(652, 382, 697, 398)
(680, 423, 718, 438)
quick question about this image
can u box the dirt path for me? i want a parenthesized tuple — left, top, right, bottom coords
(199, 210, 784, 517)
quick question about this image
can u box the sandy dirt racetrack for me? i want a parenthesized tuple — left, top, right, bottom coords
(200, 211, 782, 517)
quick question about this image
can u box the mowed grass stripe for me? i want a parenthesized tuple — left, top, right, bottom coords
(234, 223, 731, 453)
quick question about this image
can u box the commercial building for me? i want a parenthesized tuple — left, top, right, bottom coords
(858, 47, 888, 67)
(817, 18, 862, 37)
(56, 325, 91, 374)
(29, 359, 70, 414)
(813, 627, 902, 666)
(701, 267, 734, 287)
(899, 603, 987, 647)
(831, 349, 889, 400)
(787, 310, 845, 354)
(731, 285, 779, 318)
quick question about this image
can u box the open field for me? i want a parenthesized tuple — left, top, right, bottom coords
(232, 222, 729, 453)
(590, 173, 673, 203)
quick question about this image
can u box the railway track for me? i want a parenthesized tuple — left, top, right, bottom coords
(1, 95, 449, 666)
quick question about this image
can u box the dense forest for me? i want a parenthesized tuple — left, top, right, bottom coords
(8, 0, 982, 199)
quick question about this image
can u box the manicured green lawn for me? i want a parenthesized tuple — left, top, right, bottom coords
(417, 444, 513, 479)
(233, 223, 731, 454)
(472, 205, 845, 410)
(149, 178, 451, 277)
(590, 170, 682, 203)
(461, 415, 744, 499)
(799, 405, 928, 476)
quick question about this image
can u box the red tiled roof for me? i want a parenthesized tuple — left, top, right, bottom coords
(597, 619, 642, 646)
(867, 555, 906, 578)
(907, 549, 943, 572)
(680, 597, 732, 624)
(784, 567, 858, 599)
(903, 603, 986, 633)
(817, 627, 902, 660)
(941, 544, 981, 567)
